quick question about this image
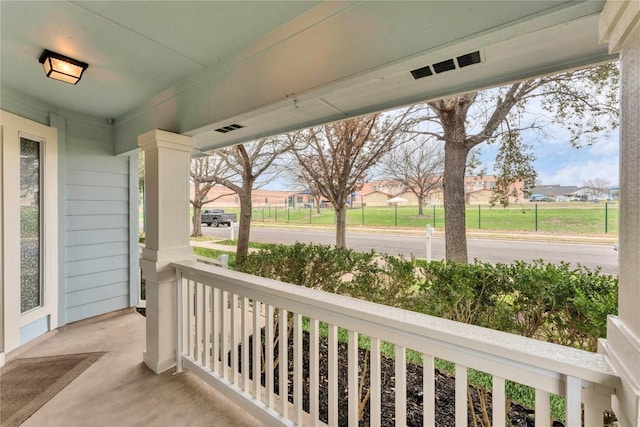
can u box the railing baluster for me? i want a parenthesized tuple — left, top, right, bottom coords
(231, 293, 239, 384)
(221, 290, 229, 381)
(565, 376, 582, 427)
(175, 269, 183, 373)
(171, 261, 619, 427)
(202, 286, 213, 368)
(182, 279, 188, 357)
(370, 338, 381, 427)
(265, 304, 275, 408)
(188, 280, 195, 358)
(348, 330, 359, 426)
(423, 354, 435, 427)
(535, 388, 550, 427)
(492, 376, 506, 427)
(293, 313, 303, 425)
(279, 309, 288, 418)
(252, 300, 261, 400)
(242, 296, 250, 392)
(328, 324, 338, 427)
(196, 282, 204, 363)
(201, 285, 211, 366)
(455, 364, 468, 427)
(395, 345, 406, 426)
(212, 288, 220, 374)
(309, 318, 319, 426)
(583, 390, 606, 427)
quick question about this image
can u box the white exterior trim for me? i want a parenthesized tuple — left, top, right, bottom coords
(138, 129, 194, 374)
(600, 2, 640, 425)
(1, 110, 58, 353)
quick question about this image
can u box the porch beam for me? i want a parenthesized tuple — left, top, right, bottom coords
(138, 129, 194, 374)
(600, 2, 640, 426)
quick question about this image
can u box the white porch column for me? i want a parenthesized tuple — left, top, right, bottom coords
(138, 129, 194, 374)
(600, 2, 640, 426)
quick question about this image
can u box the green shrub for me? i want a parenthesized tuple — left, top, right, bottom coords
(412, 258, 617, 351)
(347, 253, 419, 308)
(234, 242, 617, 351)
(219, 242, 617, 422)
(238, 242, 374, 294)
(411, 260, 514, 331)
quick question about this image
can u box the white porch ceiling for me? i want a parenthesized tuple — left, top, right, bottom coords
(0, 1, 616, 153)
(0, 1, 320, 118)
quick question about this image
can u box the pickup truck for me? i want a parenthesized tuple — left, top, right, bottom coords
(200, 209, 237, 227)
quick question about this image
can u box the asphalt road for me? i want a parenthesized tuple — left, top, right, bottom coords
(200, 225, 618, 275)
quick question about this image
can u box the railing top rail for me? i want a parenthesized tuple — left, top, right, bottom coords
(172, 259, 619, 389)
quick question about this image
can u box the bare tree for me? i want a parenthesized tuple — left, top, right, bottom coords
(380, 137, 444, 216)
(281, 160, 324, 213)
(416, 63, 619, 262)
(190, 157, 234, 237)
(204, 138, 290, 262)
(289, 109, 416, 247)
(583, 178, 613, 198)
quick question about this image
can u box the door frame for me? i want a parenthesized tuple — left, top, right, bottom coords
(1, 110, 58, 361)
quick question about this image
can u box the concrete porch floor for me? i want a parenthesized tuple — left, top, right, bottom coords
(9, 309, 265, 427)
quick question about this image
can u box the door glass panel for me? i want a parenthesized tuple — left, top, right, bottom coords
(20, 137, 41, 313)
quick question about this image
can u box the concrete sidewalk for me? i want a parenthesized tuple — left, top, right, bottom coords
(191, 224, 617, 247)
(12, 310, 263, 427)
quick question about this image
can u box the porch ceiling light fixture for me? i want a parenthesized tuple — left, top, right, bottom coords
(38, 49, 88, 85)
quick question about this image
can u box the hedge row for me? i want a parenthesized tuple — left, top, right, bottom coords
(238, 242, 617, 351)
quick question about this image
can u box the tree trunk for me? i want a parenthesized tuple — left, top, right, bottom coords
(417, 196, 424, 217)
(335, 205, 347, 248)
(236, 187, 253, 265)
(443, 143, 470, 263)
(191, 204, 203, 237)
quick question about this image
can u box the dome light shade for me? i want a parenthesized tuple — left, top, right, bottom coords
(38, 49, 88, 85)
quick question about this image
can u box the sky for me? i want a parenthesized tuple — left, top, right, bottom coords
(264, 83, 620, 191)
(263, 130, 620, 191)
(476, 128, 619, 187)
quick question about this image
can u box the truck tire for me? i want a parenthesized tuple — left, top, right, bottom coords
(206, 222, 212, 227)
(213, 218, 219, 227)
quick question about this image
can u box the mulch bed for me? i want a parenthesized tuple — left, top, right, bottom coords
(242, 329, 556, 427)
(136, 309, 560, 426)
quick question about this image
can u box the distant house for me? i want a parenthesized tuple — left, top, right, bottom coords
(464, 176, 525, 204)
(191, 185, 296, 208)
(530, 185, 579, 201)
(394, 191, 419, 205)
(467, 189, 495, 205)
(358, 180, 406, 197)
(568, 187, 609, 202)
(360, 176, 524, 206)
(363, 191, 392, 207)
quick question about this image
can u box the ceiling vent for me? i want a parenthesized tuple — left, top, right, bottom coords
(214, 123, 244, 134)
(432, 58, 456, 74)
(410, 50, 482, 80)
(410, 65, 433, 80)
(456, 51, 481, 68)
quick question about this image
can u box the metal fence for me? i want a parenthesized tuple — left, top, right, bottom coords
(243, 202, 618, 234)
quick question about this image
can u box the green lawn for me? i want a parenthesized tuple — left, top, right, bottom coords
(243, 202, 618, 234)
(150, 202, 618, 235)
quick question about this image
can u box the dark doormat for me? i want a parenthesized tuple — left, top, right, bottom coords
(1, 352, 105, 426)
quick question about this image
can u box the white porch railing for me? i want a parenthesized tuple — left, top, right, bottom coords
(138, 245, 228, 306)
(172, 259, 620, 427)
